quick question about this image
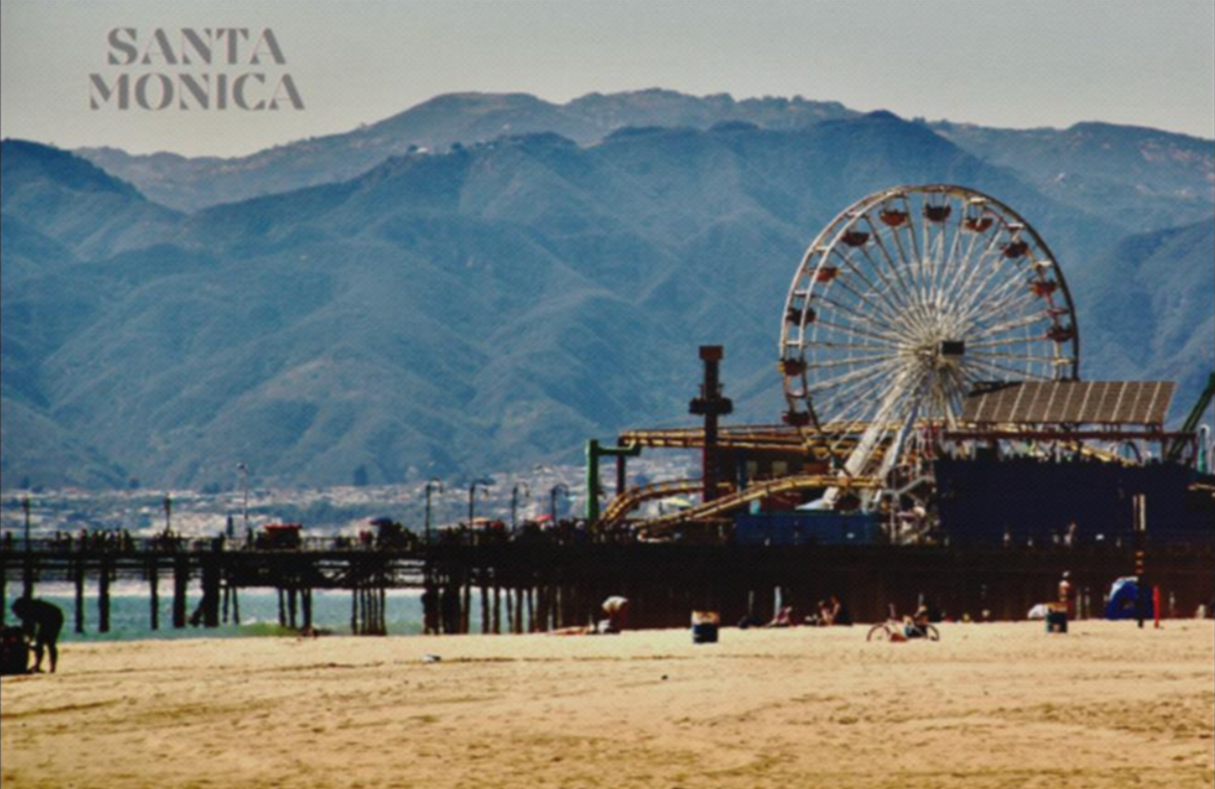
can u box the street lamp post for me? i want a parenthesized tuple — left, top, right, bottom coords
(163, 494, 172, 536)
(22, 495, 32, 598)
(549, 483, 570, 523)
(21, 494, 31, 549)
(237, 463, 249, 535)
(424, 478, 443, 544)
(510, 483, 530, 530)
(468, 481, 490, 527)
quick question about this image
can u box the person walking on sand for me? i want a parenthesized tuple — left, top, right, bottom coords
(12, 597, 64, 673)
(1059, 571, 1073, 616)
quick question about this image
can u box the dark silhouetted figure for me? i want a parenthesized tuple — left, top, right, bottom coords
(12, 597, 64, 673)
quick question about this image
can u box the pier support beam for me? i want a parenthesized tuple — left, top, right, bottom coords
(201, 557, 221, 628)
(172, 556, 188, 629)
(75, 558, 86, 634)
(149, 556, 159, 630)
(287, 586, 298, 630)
(98, 557, 111, 633)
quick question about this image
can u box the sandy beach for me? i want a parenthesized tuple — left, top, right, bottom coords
(2, 621, 1212, 788)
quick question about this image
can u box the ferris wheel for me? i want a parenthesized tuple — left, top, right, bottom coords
(779, 185, 1080, 500)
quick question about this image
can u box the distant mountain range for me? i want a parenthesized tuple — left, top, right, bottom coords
(2, 90, 1212, 491)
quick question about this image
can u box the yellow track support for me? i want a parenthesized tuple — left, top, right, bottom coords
(600, 479, 733, 526)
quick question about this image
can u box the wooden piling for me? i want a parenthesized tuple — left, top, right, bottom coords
(202, 558, 221, 628)
(505, 582, 514, 634)
(287, 586, 298, 630)
(98, 557, 111, 633)
(172, 556, 188, 629)
(480, 578, 489, 634)
(74, 557, 86, 634)
(460, 570, 471, 634)
(149, 556, 159, 630)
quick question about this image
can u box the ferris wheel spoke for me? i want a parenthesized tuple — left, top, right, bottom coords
(939, 221, 1001, 304)
(813, 317, 905, 346)
(950, 259, 1030, 322)
(968, 351, 1072, 365)
(936, 207, 969, 298)
(965, 334, 1049, 350)
(949, 223, 1032, 305)
(933, 220, 1001, 311)
(956, 283, 1040, 330)
(944, 239, 1013, 317)
(805, 357, 902, 394)
(815, 293, 913, 343)
(818, 266, 909, 336)
(861, 215, 921, 311)
(965, 356, 1051, 382)
(821, 370, 914, 451)
(828, 248, 917, 330)
(970, 305, 1052, 340)
(811, 337, 899, 350)
(805, 352, 898, 372)
(814, 361, 907, 420)
(866, 209, 946, 334)
(924, 209, 958, 302)
(856, 228, 917, 312)
(813, 362, 904, 412)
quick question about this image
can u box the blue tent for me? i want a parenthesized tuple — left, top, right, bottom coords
(1104, 576, 1154, 620)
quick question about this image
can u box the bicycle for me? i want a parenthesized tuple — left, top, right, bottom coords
(866, 604, 940, 642)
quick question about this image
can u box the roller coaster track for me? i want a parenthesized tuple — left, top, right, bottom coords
(619, 425, 804, 451)
(600, 479, 733, 526)
(618, 424, 886, 460)
(639, 473, 880, 535)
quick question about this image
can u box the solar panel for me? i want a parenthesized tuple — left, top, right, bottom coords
(961, 381, 1174, 425)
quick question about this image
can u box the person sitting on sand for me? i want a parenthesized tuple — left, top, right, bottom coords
(552, 595, 630, 635)
(766, 605, 793, 628)
(903, 605, 931, 639)
(826, 594, 852, 626)
(599, 596, 629, 633)
(11, 597, 64, 673)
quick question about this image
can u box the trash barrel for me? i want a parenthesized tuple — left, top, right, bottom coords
(1, 626, 30, 675)
(691, 611, 719, 644)
(1045, 606, 1068, 634)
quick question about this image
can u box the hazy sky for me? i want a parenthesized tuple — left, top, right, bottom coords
(2, 0, 1212, 157)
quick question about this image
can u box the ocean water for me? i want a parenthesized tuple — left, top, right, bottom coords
(6, 583, 427, 642)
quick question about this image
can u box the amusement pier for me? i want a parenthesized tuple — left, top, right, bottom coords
(4, 185, 1213, 635)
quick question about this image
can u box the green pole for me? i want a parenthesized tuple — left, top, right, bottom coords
(585, 440, 601, 523)
(584, 440, 643, 525)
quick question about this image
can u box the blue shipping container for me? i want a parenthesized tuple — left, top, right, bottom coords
(733, 512, 882, 546)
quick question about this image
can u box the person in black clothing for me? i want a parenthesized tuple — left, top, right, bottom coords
(826, 594, 852, 626)
(12, 597, 64, 673)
